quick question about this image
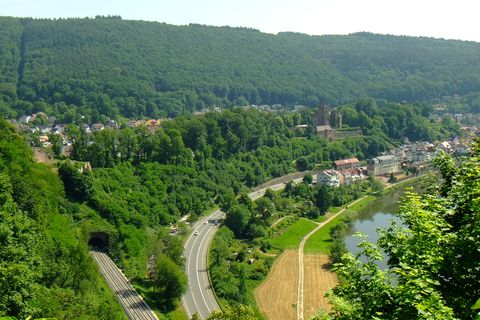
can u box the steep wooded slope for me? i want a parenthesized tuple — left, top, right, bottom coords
(0, 16, 479, 119)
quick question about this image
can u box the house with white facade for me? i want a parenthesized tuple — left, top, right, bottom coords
(317, 170, 340, 187)
(341, 168, 366, 185)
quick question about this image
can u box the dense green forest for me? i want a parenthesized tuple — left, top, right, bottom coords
(0, 95, 460, 317)
(57, 101, 458, 280)
(1, 16, 480, 120)
(0, 14, 474, 319)
(0, 118, 125, 319)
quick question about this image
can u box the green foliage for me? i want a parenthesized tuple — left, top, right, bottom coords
(152, 254, 187, 301)
(57, 160, 92, 201)
(325, 142, 480, 319)
(296, 156, 310, 171)
(302, 174, 313, 184)
(1, 17, 480, 119)
(316, 186, 332, 214)
(0, 118, 125, 319)
(473, 298, 480, 310)
(209, 226, 273, 309)
(388, 173, 397, 183)
(225, 205, 251, 238)
(206, 304, 257, 320)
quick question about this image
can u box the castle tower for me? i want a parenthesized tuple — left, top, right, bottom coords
(313, 104, 330, 126)
(330, 108, 343, 129)
(337, 112, 343, 129)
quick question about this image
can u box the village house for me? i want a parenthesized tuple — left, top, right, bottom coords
(333, 158, 360, 171)
(52, 124, 67, 134)
(438, 141, 452, 153)
(91, 123, 105, 132)
(81, 123, 91, 133)
(341, 168, 366, 185)
(317, 170, 340, 187)
(19, 115, 32, 123)
(454, 143, 469, 155)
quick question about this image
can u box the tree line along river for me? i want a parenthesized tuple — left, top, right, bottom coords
(343, 181, 422, 268)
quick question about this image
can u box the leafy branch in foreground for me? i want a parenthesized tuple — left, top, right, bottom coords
(317, 141, 480, 320)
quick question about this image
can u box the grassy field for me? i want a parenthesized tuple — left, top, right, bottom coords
(304, 217, 346, 254)
(311, 215, 327, 223)
(304, 195, 378, 254)
(270, 218, 318, 250)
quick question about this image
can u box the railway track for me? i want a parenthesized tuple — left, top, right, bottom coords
(90, 249, 158, 320)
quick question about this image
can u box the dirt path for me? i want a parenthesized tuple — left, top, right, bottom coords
(271, 216, 287, 227)
(296, 195, 368, 320)
(255, 250, 298, 320)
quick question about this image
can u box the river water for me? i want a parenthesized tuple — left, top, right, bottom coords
(343, 186, 411, 268)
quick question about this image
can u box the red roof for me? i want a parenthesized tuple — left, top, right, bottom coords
(334, 158, 360, 166)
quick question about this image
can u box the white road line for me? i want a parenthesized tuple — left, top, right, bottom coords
(196, 226, 214, 316)
(186, 229, 203, 318)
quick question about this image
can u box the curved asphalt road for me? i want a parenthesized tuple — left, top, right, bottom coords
(182, 177, 309, 319)
(182, 209, 224, 319)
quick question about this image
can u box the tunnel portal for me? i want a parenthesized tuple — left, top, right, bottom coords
(88, 232, 109, 250)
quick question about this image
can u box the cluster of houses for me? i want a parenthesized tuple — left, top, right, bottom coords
(126, 118, 168, 131)
(9, 112, 172, 151)
(317, 137, 475, 188)
(317, 158, 367, 187)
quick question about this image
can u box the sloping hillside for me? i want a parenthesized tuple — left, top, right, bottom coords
(1, 16, 480, 120)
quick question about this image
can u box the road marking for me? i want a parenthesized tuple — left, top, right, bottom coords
(183, 177, 319, 320)
(196, 225, 214, 316)
(186, 228, 204, 318)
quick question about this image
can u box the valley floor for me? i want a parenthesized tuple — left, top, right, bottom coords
(254, 250, 337, 320)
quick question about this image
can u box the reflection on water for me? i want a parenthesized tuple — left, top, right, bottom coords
(344, 186, 412, 269)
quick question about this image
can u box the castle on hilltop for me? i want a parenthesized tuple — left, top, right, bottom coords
(313, 104, 343, 129)
(313, 105, 361, 140)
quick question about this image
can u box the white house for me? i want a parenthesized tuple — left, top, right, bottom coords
(317, 170, 340, 187)
(341, 168, 366, 185)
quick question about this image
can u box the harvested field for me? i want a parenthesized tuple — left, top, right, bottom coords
(255, 250, 298, 320)
(303, 254, 338, 319)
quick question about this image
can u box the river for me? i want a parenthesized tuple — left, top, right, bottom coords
(343, 185, 413, 268)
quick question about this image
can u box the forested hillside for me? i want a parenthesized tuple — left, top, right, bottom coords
(1, 16, 480, 120)
(0, 118, 125, 319)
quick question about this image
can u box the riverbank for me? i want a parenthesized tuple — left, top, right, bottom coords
(305, 174, 425, 254)
(262, 177, 424, 320)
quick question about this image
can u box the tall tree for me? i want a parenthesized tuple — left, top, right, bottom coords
(152, 254, 187, 300)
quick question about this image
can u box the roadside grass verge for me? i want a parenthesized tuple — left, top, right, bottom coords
(133, 282, 188, 320)
(203, 206, 219, 216)
(270, 218, 318, 250)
